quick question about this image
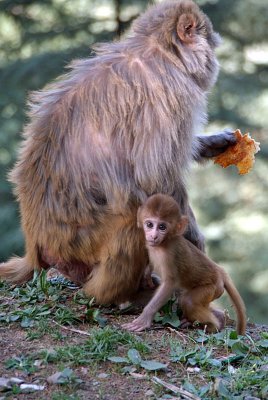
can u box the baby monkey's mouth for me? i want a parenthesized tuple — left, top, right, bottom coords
(147, 240, 161, 247)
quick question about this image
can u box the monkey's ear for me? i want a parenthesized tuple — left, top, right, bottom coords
(177, 14, 197, 44)
(177, 216, 188, 235)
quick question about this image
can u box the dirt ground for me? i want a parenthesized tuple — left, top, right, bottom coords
(1, 311, 267, 400)
(0, 276, 268, 400)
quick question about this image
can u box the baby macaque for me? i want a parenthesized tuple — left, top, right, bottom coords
(123, 194, 246, 334)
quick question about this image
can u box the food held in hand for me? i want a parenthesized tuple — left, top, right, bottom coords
(214, 129, 260, 175)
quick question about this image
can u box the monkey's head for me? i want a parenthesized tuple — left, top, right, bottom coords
(137, 194, 188, 247)
(132, 0, 221, 90)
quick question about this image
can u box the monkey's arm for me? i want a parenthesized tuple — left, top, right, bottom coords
(122, 281, 175, 332)
(181, 130, 236, 250)
(195, 129, 237, 160)
(175, 187, 205, 251)
(183, 205, 205, 252)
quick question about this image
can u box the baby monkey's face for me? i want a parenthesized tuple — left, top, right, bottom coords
(143, 218, 169, 246)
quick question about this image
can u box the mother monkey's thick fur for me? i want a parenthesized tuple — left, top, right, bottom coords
(0, 0, 236, 304)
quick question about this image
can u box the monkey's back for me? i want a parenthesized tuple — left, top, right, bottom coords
(175, 237, 222, 289)
(10, 34, 207, 236)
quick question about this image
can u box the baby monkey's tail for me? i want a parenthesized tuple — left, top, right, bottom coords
(224, 273, 247, 335)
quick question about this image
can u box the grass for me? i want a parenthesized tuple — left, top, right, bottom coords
(0, 271, 268, 399)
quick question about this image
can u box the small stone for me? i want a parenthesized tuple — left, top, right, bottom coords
(9, 378, 24, 385)
(130, 372, 147, 380)
(244, 397, 260, 400)
(80, 367, 89, 375)
(187, 367, 200, 373)
(145, 389, 154, 396)
(34, 360, 43, 368)
(47, 372, 63, 384)
(97, 373, 109, 379)
(20, 384, 45, 393)
(227, 365, 237, 374)
(0, 378, 11, 392)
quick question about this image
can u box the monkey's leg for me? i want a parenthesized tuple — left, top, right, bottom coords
(127, 272, 160, 309)
(55, 261, 93, 286)
(210, 307, 226, 331)
(180, 286, 221, 333)
(139, 265, 158, 290)
(82, 215, 148, 305)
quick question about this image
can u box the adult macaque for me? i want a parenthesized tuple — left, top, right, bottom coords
(123, 194, 246, 334)
(0, 0, 236, 305)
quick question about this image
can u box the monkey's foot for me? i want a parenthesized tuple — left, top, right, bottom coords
(140, 273, 160, 290)
(211, 308, 226, 331)
(180, 318, 219, 333)
(179, 317, 193, 329)
(122, 315, 152, 332)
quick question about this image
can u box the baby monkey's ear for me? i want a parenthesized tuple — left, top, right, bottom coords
(177, 215, 188, 235)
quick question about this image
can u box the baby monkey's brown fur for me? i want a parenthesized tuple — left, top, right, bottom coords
(123, 194, 246, 334)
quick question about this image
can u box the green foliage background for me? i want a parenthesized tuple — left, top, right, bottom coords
(0, 0, 267, 323)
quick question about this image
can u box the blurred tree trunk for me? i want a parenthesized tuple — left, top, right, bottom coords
(114, 0, 124, 37)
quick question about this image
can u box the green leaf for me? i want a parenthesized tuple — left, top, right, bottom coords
(195, 335, 209, 343)
(94, 311, 107, 328)
(161, 314, 181, 328)
(257, 339, 268, 348)
(183, 381, 199, 395)
(122, 366, 136, 374)
(231, 341, 249, 356)
(21, 317, 34, 328)
(199, 385, 210, 397)
(221, 354, 244, 364)
(217, 380, 232, 399)
(61, 367, 73, 378)
(261, 332, 268, 339)
(127, 349, 142, 365)
(262, 384, 268, 398)
(39, 269, 49, 296)
(10, 314, 20, 322)
(140, 360, 167, 371)
(38, 310, 52, 316)
(208, 358, 222, 367)
(229, 331, 238, 340)
(108, 356, 128, 363)
(153, 312, 163, 323)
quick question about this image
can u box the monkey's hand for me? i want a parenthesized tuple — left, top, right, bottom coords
(195, 129, 237, 160)
(122, 314, 152, 332)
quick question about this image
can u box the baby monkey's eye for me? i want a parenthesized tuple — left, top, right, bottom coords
(145, 221, 154, 229)
(158, 223, 167, 231)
